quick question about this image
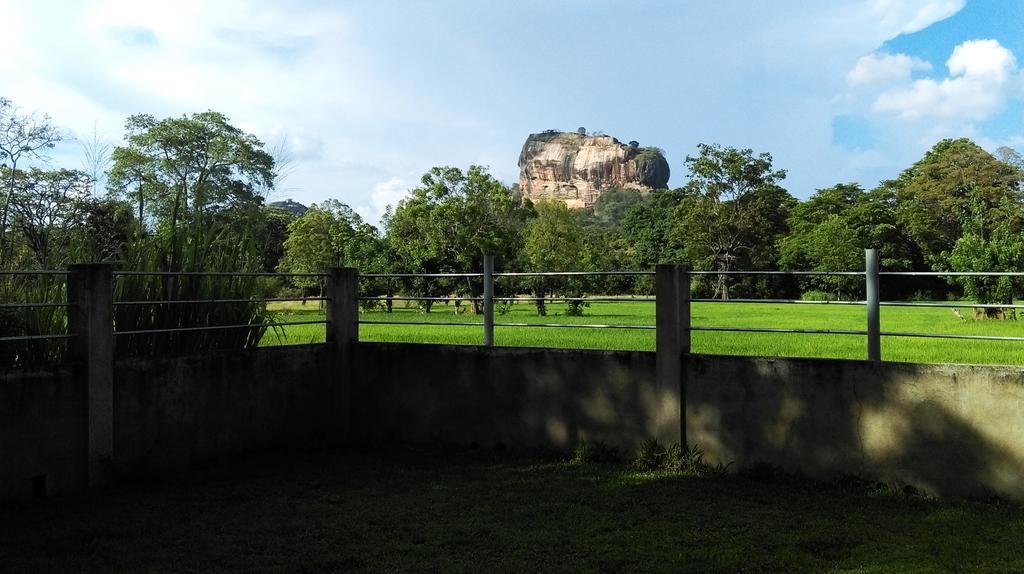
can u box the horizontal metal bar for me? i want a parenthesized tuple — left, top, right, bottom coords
(0, 333, 73, 342)
(692, 298, 865, 305)
(880, 331, 1024, 342)
(357, 319, 655, 330)
(494, 271, 654, 277)
(356, 296, 656, 303)
(114, 271, 327, 278)
(115, 297, 328, 306)
(0, 302, 69, 309)
(493, 297, 657, 303)
(0, 270, 68, 275)
(879, 301, 1024, 309)
(358, 320, 485, 327)
(880, 271, 1024, 277)
(492, 322, 656, 330)
(114, 320, 327, 336)
(691, 326, 868, 336)
(357, 296, 483, 302)
(360, 273, 482, 278)
(688, 270, 863, 276)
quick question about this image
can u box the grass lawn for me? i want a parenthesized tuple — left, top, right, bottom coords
(261, 299, 1024, 366)
(2, 447, 1022, 573)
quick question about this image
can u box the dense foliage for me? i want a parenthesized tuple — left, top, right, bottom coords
(3, 93, 1024, 355)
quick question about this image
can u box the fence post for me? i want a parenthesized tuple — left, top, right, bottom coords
(326, 268, 359, 441)
(67, 263, 114, 489)
(483, 255, 494, 347)
(865, 249, 881, 362)
(656, 264, 690, 446)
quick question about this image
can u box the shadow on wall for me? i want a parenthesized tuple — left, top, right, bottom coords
(351, 344, 659, 453)
(686, 356, 1024, 500)
(351, 343, 1024, 500)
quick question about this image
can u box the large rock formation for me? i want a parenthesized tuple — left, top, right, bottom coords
(518, 131, 670, 208)
(267, 199, 308, 217)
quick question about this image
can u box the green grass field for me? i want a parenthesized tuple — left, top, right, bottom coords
(3, 448, 1023, 573)
(260, 299, 1024, 366)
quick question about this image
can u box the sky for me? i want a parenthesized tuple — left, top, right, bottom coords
(2, 0, 1023, 226)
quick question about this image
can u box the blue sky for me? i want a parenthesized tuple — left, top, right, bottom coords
(3, 0, 1022, 224)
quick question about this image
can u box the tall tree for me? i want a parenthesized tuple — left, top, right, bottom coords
(6, 168, 91, 267)
(383, 165, 533, 311)
(0, 97, 63, 265)
(277, 200, 380, 292)
(522, 200, 593, 315)
(673, 143, 795, 298)
(779, 183, 917, 297)
(621, 188, 686, 268)
(107, 111, 275, 270)
(895, 138, 1022, 267)
(947, 195, 1024, 313)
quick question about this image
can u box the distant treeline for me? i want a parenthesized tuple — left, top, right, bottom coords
(3, 99, 1024, 317)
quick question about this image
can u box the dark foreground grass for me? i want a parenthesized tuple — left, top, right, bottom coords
(262, 300, 1024, 366)
(3, 448, 1023, 573)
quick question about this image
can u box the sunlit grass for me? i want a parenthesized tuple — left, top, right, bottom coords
(261, 299, 1024, 366)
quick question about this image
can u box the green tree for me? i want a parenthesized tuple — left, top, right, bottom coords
(895, 138, 1022, 267)
(947, 196, 1024, 313)
(621, 188, 686, 268)
(0, 97, 63, 266)
(108, 111, 274, 268)
(383, 166, 532, 312)
(105, 112, 278, 356)
(77, 197, 137, 263)
(779, 183, 917, 298)
(586, 187, 645, 228)
(278, 200, 380, 294)
(6, 168, 91, 268)
(260, 205, 297, 273)
(523, 200, 593, 315)
(673, 143, 795, 298)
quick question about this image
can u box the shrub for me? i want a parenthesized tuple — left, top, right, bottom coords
(570, 440, 621, 465)
(664, 443, 731, 477)
(800, 290, 834, 301)
(633, 438, 667, 471)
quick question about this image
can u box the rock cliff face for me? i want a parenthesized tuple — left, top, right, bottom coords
(267, 199, 308, 217)
(518, 131, 670, 208)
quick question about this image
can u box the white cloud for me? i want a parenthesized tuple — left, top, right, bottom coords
(354, 178, 411, 227)
(867, 0, 966, 36)
(0, 0, 993, 212)
(872, 39, 1019, 120)
(817, 0, 965, 46)
(847, 53, 932, 87)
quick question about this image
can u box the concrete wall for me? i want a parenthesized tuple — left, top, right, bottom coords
(1, 345, 335, 501)
(686, 356, 1024, 499)
(352, 343, 658, 450)
(353, 344, 1024, 500)
(114, 345, 336, 477)
(6, 340, 1024, 501)
(0, 367, 86, 500)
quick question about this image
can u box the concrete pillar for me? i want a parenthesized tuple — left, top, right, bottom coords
(326, 268, 359, 441)
(655, 264, 690, 446)
(865, 248, 881, 362)
(326, 268, 359, 351)
(482, 255, 494, 347)
(67, 263, 114, 489)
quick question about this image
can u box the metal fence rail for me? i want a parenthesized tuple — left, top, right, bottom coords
(109, 271, 330, 338)
(0, 270, 71, 344)
(8, 251, 1024, 362)
(356, 256, 658, 340)
(354, 248, 1024, 360)
(0, 270, 331, 345)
